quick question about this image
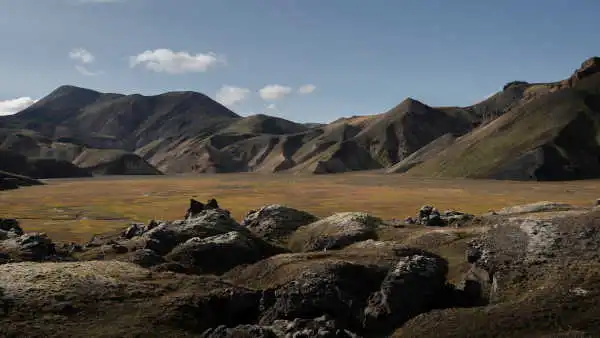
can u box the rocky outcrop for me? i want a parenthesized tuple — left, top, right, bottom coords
(241, 204, 318, 242)
(566, 56, 600, 87)
(202, 315, 359, 338)
(6, 200, 600, 337)
(184, 198, 223, 220)
(165, 231, 286, 275)
(226, 246, 450, 336)
(401, 207, 600, 337)
(362, 254, 448, 333)
(79, 203, 286, 275)
(405, 206, 474, 226)
(288, 212, 382, 252)
(0, 219, 63, 263)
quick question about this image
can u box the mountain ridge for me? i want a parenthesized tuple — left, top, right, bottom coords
(1, 56, 599, 180)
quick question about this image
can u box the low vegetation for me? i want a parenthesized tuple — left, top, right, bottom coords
(2, 174, 600, 242)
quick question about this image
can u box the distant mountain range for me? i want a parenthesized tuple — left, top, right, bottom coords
(1, 56, 599, 181)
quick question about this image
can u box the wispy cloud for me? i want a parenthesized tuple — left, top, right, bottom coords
(298, 84, 316, 94)
(0, 97, 37, 116)
(259, 84, 292, 101)
(75, 65, 103, 76)
(69, 48, 95, 64)
(69, 48, 103, 76)
(215, 85, 250, 107)
(130, 49, 224, 74)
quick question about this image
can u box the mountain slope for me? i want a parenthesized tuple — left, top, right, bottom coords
(1, 57, 599, 179)
(405, 60, 600, 180)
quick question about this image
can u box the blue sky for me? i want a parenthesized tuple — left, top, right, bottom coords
(0, 0, 599, 122)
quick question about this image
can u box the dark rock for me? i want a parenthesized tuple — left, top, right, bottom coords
(418, 205, 434, 221)
(0, 233, 56, 261)
(362, 254, 448, 333)
(241, 204, 318, 241)
(288, 212, 382, 252)
(201, 325, 277, 338)
(165, 231, 285, 275)
(127, 249, 165, 268)
(147, 219, 160, 231)
(0, 219, 23, 236)
(205, 198, 220, 210)
(185, 198, 205, 219)
(270, 315, 360, 338)
(122, 223, 146, 239)
(144, 209, 246, 255)
(259, 261, 386, 332)
(425, 209, 445, 226)
(201, 315, 360, 338)
(411, 206, 473, 227)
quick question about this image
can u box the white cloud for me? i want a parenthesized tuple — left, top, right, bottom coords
(69, 48, 95, 64)
(75, 65, 103, 76)
(0, 97, 37, 116)
(298, 84, 316, 94)
(69, 48, 103, 76)
(130, 49, 224, 74)
(259, 84, 292, 101)
(215, 85, 250, 106)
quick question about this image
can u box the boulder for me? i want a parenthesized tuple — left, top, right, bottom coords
(288, 212, 382, 252)
(143, 208, 247, 255)
(0, 261, 264, 337)
(165, 231, 285, 275)
(226, 245, 449, 336)
(362, 254, 448, 333)
(202, 315, 359, 338)
(126, 249, 165, 268)
(0, 232, 56, 262)
(409, 206, 474, 227)
(489, 201, 574, 216)
(0, 219, 23, 236)
(241, 204, 318, 241)
(258, 261, 385, 331)
(400, 209, 600, 337)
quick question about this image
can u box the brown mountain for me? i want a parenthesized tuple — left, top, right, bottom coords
(405, 56, 600, 180)
(1, 56, 599, 180)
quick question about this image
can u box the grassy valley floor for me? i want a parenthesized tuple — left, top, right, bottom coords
(2, 172, 600, 243)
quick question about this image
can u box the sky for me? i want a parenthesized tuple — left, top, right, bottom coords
(0, 0, 599, 123)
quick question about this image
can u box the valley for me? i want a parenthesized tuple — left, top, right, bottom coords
(3, 173, 600, 243)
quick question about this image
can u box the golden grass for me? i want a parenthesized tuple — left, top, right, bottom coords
(1, 173, 600, 243)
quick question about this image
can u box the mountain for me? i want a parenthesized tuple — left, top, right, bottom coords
(1, 56, 599, 180)
(405, 57, 600, 180)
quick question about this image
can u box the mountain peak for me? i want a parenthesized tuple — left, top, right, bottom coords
(567, 56, 600, 85)
(393, 97, 431, 114)
(48, 85, 102, 98)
